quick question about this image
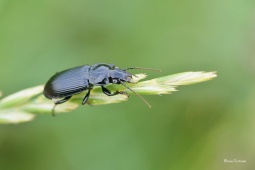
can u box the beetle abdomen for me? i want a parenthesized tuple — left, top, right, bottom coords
(44, 65, 90, 99)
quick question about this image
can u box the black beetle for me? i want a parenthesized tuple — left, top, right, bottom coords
(44, 63, 160, 113)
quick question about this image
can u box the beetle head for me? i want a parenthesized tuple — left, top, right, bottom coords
(109, 69, 132, 84)
(109, 66, 161, 108)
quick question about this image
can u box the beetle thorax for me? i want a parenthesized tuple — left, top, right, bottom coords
(88, 65, 110, 85)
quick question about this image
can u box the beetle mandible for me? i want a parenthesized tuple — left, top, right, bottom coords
(43, 63, 160, 113)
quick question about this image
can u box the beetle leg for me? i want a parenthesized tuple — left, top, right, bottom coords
(54, 96, 72, 104)
(101, 86, 128, 96)
(101, 86, 119, 96)
(52, 96, 72, 116)
(82, 89, 91, 105)
(119, 91, 130, 97)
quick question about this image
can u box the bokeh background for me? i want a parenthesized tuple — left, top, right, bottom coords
(0, 0, 255, 169)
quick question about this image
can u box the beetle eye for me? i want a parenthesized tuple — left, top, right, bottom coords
(113, 79, 118, 84)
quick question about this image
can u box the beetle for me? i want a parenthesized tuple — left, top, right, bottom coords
(44, 63, 160, 114)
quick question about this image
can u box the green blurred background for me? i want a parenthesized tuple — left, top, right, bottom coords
(0, 0, 255, 169)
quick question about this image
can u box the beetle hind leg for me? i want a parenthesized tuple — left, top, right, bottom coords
(54, 96, 72, 104)
(51, 96, 72, 116)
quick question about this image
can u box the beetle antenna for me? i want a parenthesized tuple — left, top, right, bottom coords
(120, 81, 151, 108)
(123, 67, 161, 72)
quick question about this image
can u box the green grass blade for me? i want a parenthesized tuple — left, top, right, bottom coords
(0, 71, 217, 124)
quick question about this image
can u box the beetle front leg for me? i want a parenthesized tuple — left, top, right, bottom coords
(101, 86, 128, 96)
